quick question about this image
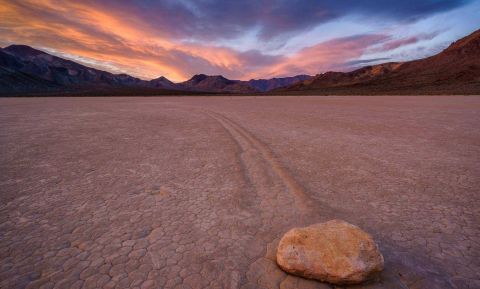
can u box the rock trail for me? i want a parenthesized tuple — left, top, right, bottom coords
(208, 111, 313, 213)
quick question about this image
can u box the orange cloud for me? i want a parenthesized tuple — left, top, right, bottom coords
(0, 0, 249, 81)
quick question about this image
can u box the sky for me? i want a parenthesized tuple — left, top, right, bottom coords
(0, 0, 479, 82)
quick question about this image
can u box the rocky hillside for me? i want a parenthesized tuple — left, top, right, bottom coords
(2, 45, 145, 87)
(280, 29, 480, 95)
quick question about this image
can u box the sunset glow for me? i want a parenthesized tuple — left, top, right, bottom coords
(1, 0, 479, 81)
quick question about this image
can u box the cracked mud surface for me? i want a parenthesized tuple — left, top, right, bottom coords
(1, 95, 479, 289)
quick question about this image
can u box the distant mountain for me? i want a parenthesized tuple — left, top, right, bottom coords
(279, 29, 480, 95)
(179, 74, 257, 93)
(177, 74, 311, 93)
(0, 45, 300, 95)
(148, 76, 180, 90)
(247, 75, 312, 92)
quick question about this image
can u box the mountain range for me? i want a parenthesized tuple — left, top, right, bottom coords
(1, 29, 479, 96)
(0, 45, 312, 96)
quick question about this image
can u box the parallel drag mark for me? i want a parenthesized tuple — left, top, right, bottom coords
(208, 111, 313, 212)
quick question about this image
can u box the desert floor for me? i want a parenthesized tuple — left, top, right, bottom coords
(1, 95, 479, 289)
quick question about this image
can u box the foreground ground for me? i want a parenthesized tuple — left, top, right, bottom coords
(0, 96, 479, 289)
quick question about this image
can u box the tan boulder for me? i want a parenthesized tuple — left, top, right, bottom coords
(276, 219, 384, 285)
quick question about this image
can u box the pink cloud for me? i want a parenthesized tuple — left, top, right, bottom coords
(253, 34, 389, 78)
(375, 32, 440, 52)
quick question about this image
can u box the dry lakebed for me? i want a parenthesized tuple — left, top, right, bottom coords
(0, 95, 479, 289)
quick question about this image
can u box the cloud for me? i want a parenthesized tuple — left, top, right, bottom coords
(87, 0, 472, 41)
(375, 32, 441, 51)
(0, 0, 473, 81)
(253, 34, 390, 78)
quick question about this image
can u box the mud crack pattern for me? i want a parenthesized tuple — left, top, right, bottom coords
(1, 96, 479, 289)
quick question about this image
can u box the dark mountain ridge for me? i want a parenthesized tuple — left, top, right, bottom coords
(179, 74, 257, 93)
(3, 45, 144, 87)
(0, 45, 309, 95)
(247, 75, 312, 92)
